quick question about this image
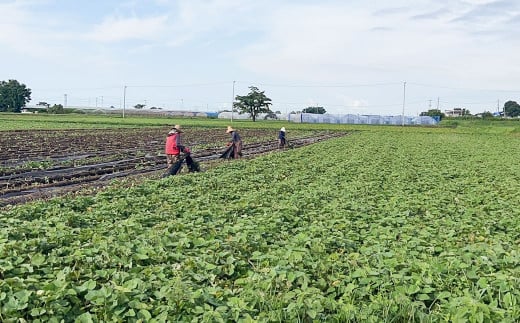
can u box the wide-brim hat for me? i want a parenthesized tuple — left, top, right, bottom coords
(168, 125, 183, 134)
(280, 127, 286, 132)
(226, 126, 235, 133)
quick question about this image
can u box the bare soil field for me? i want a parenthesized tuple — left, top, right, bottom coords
(1, 127, 346, 206)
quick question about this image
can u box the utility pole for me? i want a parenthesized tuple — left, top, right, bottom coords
(428, 99, 432, 110)
(401, 81, 406, 126)
(101, 96, 103, 108)
(437, 97, 440, 110)
(123, 85, 127, 118)
(64, 94, 67, 108)
(231, 80, 235, 122)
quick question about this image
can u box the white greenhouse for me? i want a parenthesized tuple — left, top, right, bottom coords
(217, 112, 438, 126)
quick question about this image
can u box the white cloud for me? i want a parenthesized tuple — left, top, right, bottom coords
(0, 2, 39, 52)
(229, 1, 520, 114)
(2, 0, 520, 114)
(86, 15, 169, 42)
(0, 3, 88, 70)
(237, 1, 519, 86)
(163, 0, 258, 47)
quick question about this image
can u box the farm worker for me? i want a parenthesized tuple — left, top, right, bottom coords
(164, 125, 186, 169)
(226, 125, 243, 159)
(278, 127, 286, 149)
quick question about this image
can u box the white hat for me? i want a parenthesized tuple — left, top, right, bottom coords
(280, 127, 286, 132)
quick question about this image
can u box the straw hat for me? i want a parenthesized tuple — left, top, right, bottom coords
(168, 125, 183, 134)
(226, 126, 235, 133)
(280, 127, 286, 132)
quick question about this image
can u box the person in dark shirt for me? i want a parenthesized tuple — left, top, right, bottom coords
(226, 126, 243, 159)
(278, 127, 286, 149)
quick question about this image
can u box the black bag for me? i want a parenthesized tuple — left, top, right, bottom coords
(185, 154, 200, 172)
(165, 160, 183, 176)
(220, 145, 234, 159)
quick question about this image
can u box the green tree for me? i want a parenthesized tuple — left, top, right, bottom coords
(48, 104, 64, 114)
(134, 103, 146, 109)
(420, 109, 445, 120)
(302, 106, 326, 114)
(264, 111, 278, 120)
(504, 100, 520, 117)
(481, 111, 494, 119)
(0, 80, 32, 112)
(234, 86, 272, 122)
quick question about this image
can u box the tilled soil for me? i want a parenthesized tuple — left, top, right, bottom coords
(1, 127, 347, 207)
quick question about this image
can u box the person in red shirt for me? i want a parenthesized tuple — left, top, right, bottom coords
(165, 125, 185, 169)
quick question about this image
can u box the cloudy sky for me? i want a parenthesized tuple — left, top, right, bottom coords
(2, 0, 519, 115)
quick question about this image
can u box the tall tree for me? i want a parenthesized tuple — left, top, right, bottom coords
(504, 100, 520, 117)
(0, 80, 32, 112)
(420, 109, 445, 119)
(302, 106, 326, 114)
(234, 86, 272, 122)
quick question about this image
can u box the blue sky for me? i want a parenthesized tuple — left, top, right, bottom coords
(1, 0, 519, 115)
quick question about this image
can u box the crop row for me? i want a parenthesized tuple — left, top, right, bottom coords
(0, 128, 341, 207)
(0, 127, 297, 165)
(0, 129, 519, 321)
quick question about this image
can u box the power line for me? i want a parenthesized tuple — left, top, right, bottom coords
(408, 82, 520, 93)
(236, 81, 402, 88)
(125, 82, 230, 88)
(275, 100, 406, 108)
(36, 86, 123, 91)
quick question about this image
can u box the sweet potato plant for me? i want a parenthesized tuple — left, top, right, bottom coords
(1, 126, 519, 321)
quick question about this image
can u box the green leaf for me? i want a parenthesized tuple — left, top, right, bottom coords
(406, 285, 420, 295)
(123, 278, 140, 290)
(125, 309, 136, 317)
(75, 312, 94, 323)
(30, 307, 46, 317)
(138, 309, 152, 320)
(128, 300, 148, 310)
(436, 291, 451, 299)
(416, 293, 431, 301)
(31, 254, 46, 266)
(134, 253, 149, 260)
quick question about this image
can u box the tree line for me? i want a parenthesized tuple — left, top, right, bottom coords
(420, 100, 520, 120)
(5, 79, 518, 119)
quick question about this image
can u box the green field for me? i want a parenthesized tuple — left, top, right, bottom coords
(1, 114, 519, 322)
(0, 113, 341, 131)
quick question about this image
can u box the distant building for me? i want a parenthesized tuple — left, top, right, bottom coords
(444, 108, 469, 117)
